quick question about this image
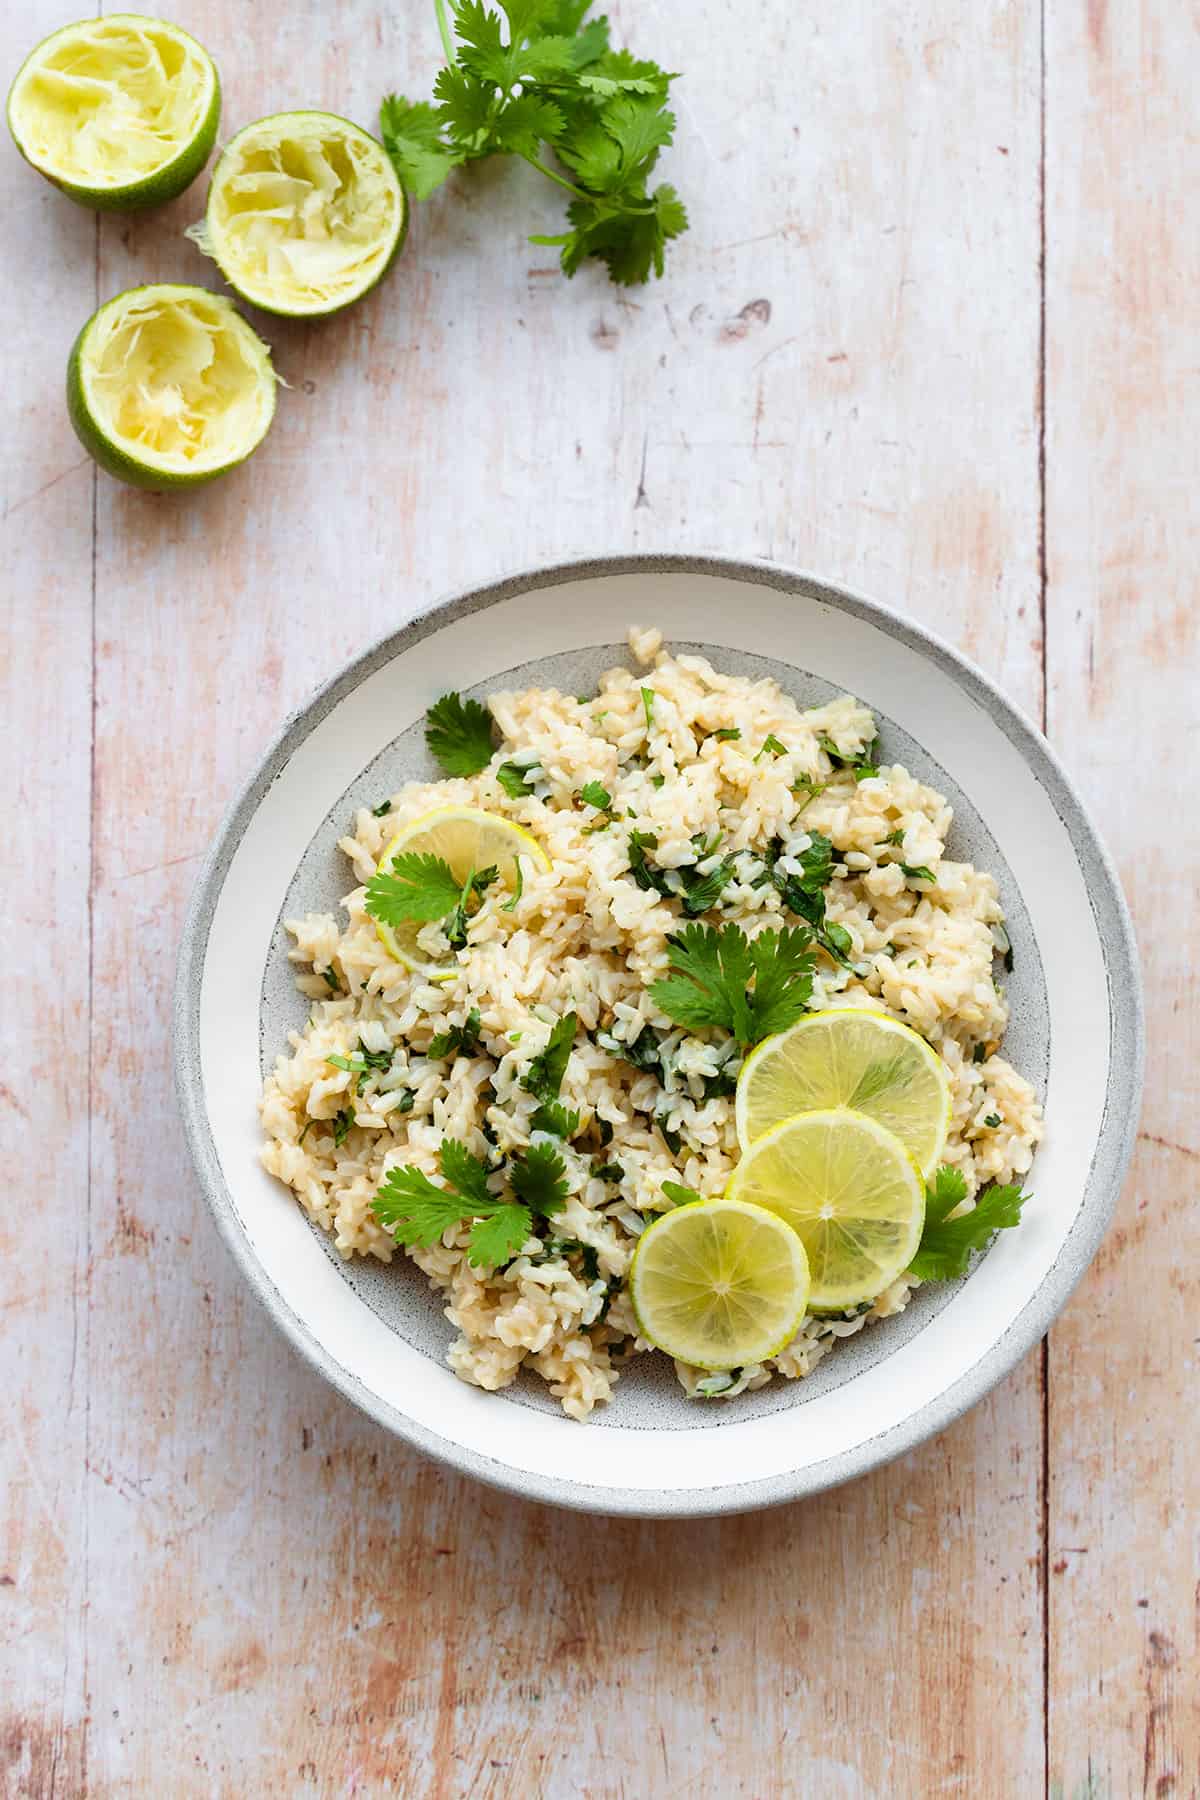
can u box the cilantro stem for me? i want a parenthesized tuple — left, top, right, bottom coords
(434, 0, 455, 66)
(517, 150, 591, 202)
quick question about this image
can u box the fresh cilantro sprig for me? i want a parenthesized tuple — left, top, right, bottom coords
(497, 760, 539, 798)
(426, 690, 496, 776)
(649, 923, 815, 1047)
(908, 1166, 1031, 1281)
(373, 1136, 568, 1268)
(381, 0, 688, 287)
(365, 852, 497, 949)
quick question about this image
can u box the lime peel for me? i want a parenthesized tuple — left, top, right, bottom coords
(193, 111, 407, 318)
(7, 14, 220, 212)
(67, 285, 276, 489)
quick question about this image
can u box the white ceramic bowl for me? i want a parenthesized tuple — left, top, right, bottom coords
(175, 557, 1142, 1515)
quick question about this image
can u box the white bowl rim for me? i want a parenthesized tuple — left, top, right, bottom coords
(174, 553, 1144, 1516)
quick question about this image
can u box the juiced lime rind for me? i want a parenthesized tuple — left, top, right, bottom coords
(7, 15, 220, 212)
(196, 110, 407, 318)
(67, 284, 276, 490)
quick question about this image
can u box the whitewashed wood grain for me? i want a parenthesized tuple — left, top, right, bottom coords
(3, 0, 1189, 1792)
(1044, 4, 1200, 1797)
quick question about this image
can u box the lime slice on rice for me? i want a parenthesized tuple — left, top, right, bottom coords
(726, 1109, 926, 1310)
(67, 284, 276, 489)
(374, 806, 550, 977)
(189, 111, 406, 318)
(736, 1007, 951, 1176)
(630, 1197, 811, 1371)
(7, 15, 219, 212)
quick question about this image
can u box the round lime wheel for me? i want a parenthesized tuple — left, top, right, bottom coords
(7, 15, 219, 212)
(630, 1198, 811, 1371)
(736, 1007, 952, 1176)
(373, 806, 550, 976)
(190, 111, 407, 318)
(727, 1109, 926, 1310)
(67, 285, 276, 489)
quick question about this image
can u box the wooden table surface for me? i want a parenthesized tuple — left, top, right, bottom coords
(2, 2, 1196, 1795)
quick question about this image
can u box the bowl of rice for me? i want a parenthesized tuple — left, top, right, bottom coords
(175, 556, 1142, 1515)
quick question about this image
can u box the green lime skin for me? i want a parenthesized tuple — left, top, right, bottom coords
(66, 285, 276, 490)
(7, 19, 220, 213)
(201, 112, 407, 319)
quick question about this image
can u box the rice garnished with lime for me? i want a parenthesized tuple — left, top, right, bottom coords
(259, 629, 1042, 1419)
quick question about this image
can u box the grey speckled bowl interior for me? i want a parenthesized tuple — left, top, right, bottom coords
(176, 557, 1142, 1515)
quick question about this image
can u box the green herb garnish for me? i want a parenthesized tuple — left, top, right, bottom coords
(579, 780, 612, 810)
(530, 1099, 582, 1139)
(641, 686, 656, 729)
(521, 1011, 578, 1102)
(649, 922, 815, 1048)
(427, 1008, 484, 1059)
(661, 1179, 704, 1207)
(754, 733, 788, 763)
(332, 1108, 355, 1147)
(983, 1113, 1002, 1129)
(768, 832, 854, 968)
(908, 1167, 1031, 1281)
(372, 799, 393, 817)
(711, 727, 741, 743)
(425, 690, 495, 776)
(373, 1136, 564, 1269)
(818, 733, 880, 781)
(380, 1, 687, 287)
(901, 864, 936, 885)
(497, 760, 538, 798)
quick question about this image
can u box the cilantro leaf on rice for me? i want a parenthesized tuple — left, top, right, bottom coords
(521, 1012, 578, 1102)
(425, 691, 496, 776)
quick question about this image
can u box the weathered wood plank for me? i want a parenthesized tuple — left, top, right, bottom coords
(0, 2, 97, 1789)
(1044, 4, 1200, 1795)
(5, 0, 1050, 1793)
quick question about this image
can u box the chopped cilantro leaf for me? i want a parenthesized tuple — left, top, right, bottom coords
(427, 1009, 484, 1059)
(510, 1141, 571, 1217)
(712, 727, 741, 742)
(754, 733, 789, 763)
(322, 968, 341, 992)
(818, 733, 880, 780)
(425, 691, 495, 776)
(972, 1042, 988, 1064)
(372, 799, 393, 817)
(983, 1113, 1002, 1129)
(909, 1170, 1031, 1281)
(521, 1012, 578, 1102)
(649, 922, 815, 1047)
(332, 1108, 354, 1147)
(497, 760, 538, 798)
(366, 852, 464, 926)
(641, 686, 656, 729)
(579, 780, 612, 810)
(901, 864, 936, 885)
(591, 1161, 624, 1183)
(530, 1099, 582, 1139)
(661, 1179, 704, 1207)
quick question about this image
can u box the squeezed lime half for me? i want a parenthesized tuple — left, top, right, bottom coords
(190, 110, 407, 318)
(7, 14, 219, 212)
(67, 284, 276, 489)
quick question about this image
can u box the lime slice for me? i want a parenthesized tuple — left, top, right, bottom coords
(736, 1008, 951, 1175)
(374, 806, 550, 976)
(630, 1198, 811, 1371)
(7, 15, 219, 212)
(727, 1109, 925, 1309)
(67, 285, 276, 489)
(190, 111, 406, 318)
